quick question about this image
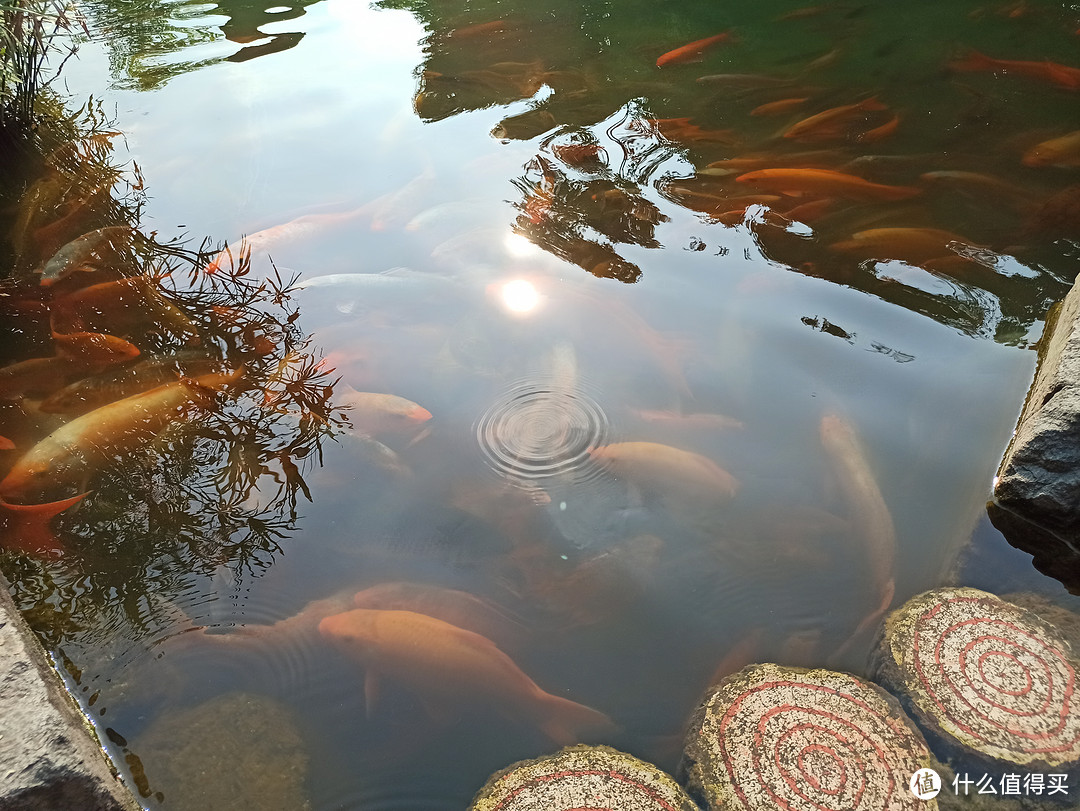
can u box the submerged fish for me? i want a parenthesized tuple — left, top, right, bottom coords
(351, 581, 526, 649)
(38, 226, 135, 287)
(783, 97, 888, 142)
(337, 388, 432, 438)
(656, 32, 732, 68)
(630, 408, 744, 431)
(50, 275, 200, 341)
(318, 608, 615, 745)
(829, 227, 980, 264)
(820, 413, 896, 657)
(589, 441, 739, 502)
(948, 49, 1080, 90)
(750, 97, 811, 116)
(0, 492, 88, 557)
(1022, 129, 1080, 167)
(39, 353, 225, 415)
(51, 330, 141, 370)
(0, 356, 85, 400)
(0, 369, 241, 501)
(735, 168, 921, 201)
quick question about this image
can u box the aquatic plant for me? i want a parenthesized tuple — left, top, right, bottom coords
(0, 0, 84, 151)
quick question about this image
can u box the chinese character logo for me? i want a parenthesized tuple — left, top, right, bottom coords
(910, 768, 942, 800)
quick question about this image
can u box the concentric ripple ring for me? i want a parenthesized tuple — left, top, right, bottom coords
(475, 378, 610, 483)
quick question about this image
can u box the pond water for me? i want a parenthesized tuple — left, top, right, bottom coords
(4, 0, 1080, 807)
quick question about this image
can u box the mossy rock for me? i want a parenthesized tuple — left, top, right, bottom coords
(133, 691, 310, 811)
(681, 662, 938, 810)
(469, 744, 698, 811)
(876, 587, 1080, 774)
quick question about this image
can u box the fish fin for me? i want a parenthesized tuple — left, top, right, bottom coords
(829, 578, 895, 664)
(537, 694, 618, 746)
(0, 434, 14, 451)
(364, 669, 380, 718)
(0, 491, 89, 557)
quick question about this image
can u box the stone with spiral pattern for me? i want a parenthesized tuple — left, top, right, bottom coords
(470, 745, 699, 811)
(876, 587, 1080, 771)
(681, 663, 938, 810)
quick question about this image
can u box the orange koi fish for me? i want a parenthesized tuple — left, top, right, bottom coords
(318, 608, 615, 745)
(447, 20, 512, 38)
(0, 436, 13, 451)
(858, 113, 901, 143)
(352, 582, 527, 650)
(829, 227, 979, 264)
(0, 356, 84, 400)
(750, 97, 810, 116)
(656, 32, 732, 68)
(949, 49, 1080, 90)
(52, 330, 141, 370)
(783, 97, 888, 141)
(51, 275, 200, 341)
(1022, 129, 1080, 167)
(783, 197, 838, 223)
(735, 168, 921, 201)
(652, 117, 740, 145)
(0, 492, 88, 556)
(0, 369, 241, 501)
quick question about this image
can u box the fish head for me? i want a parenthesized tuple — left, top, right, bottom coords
(0, 458, 56, 502)
(318, 608, 381, 658)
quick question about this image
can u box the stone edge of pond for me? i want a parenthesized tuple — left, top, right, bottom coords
(993, 271, 1080, 547)
(0, 572, 142, 811)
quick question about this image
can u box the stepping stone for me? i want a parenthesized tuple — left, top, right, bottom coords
(682, 662, 938, 810)
(469, 744, 698, 811)
(877, 587, 1080, 771)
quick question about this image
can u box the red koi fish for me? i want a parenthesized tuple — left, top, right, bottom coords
(949, 49, 1080, 90)
(656, 32, 731, 68)
(0, 435, 14, 450)
(0, 492, 88, 557)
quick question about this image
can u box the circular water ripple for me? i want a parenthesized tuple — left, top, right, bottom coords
(476, 378, 610, 483)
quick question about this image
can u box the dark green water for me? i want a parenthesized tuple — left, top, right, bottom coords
(3, 0, 1080, 807)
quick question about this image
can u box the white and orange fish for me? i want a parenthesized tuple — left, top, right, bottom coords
(0, 369, 242, 501)
(820, 413, 896, 659)
(318, 608, 615, 745)
(337, 388, 432, 439)
(589, 441, 740, 502)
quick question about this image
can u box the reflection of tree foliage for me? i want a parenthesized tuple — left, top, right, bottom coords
(2, 116, 344, 643)
(78, 0, 321, 90)
(58, 245, 343, 568)
(508, 150, 670, 283)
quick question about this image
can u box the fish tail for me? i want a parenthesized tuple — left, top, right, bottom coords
(536, 694, 618, 746)
(0, 491, 89, 557)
